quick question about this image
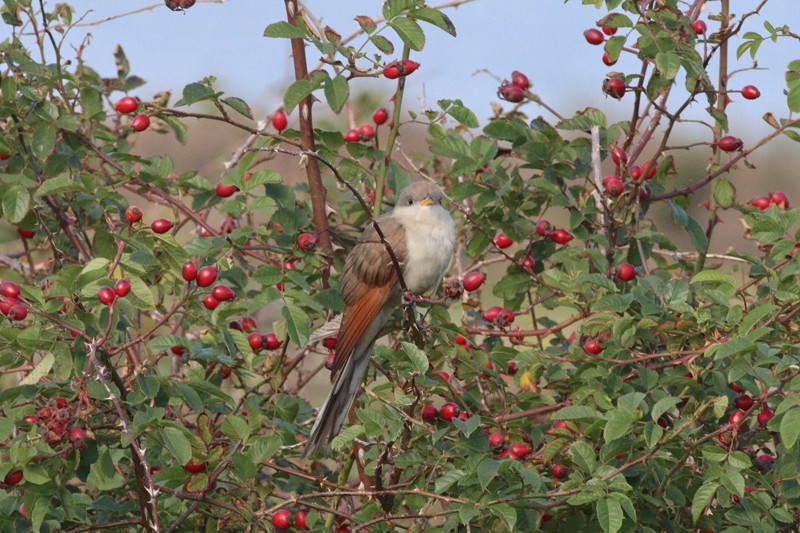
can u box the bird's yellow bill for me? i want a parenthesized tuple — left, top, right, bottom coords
(419, 197, 434, 206)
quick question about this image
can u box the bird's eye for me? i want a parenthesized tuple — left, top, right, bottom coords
(407, 198, 413, 204)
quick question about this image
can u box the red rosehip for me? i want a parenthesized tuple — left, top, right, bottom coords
(495, 231, 513, 248)
(692, 20, 707, 34)
(771, 191, 790, 209)
(183, 460, 207, 473)
(229, 320, 243, 331)
(506, 361, 518, 375)
(222, 366, 232, 378)
(196, 266, 218, 287)
(718, 135, 743, 153)
(125, 205, 143, 224)
(519, 255, 535, 270)
(202, 294, 220, 310)
(182, 261, 197, 282)
(151, 218, 174, 234)
(322, 336, 337, 350)
(241, 316, 257, 332)
(264, 332, 282, 350)
(131, 113, 150, 132)
(610, 147, 627, 166)
(0, 281, 20, 299)
(295, 510, 309, 530)
(22, 415, 37, 424)
(0, 151, 11, 161)
(482, 306, 503, 323)
(728, 410, 746, 426)
(344, 129, 360, 143)
(741, 85, 760, 100)
(296, 232, 318, 252)
(358, 124, 375, 141)
(171, 346, 186, 356)
(211, 285, 235, 302)
(751, 196, 771, 210)
(604, 78, 626, 99)
(462, 271, 486, 292)
(98, 287, 115, 305)
(729, 383, 745, 393)
(583, 338, 602, 355)
(602, 51, 617, 66)
(17, 227, 35, 238)
(642, 160, 658, 179)
(68, 427, 87, 445)
(602, 25, 617, 36)
(509, 442, 530, 459)
(617, 263, 636, 281)
(511, 70, 530, 90)
(735, 395, 754, 411)
(421, 404, 438, 421)
(272, 509, 293, 530)
(584, 28, 604, 45)
(272, 110, 288, 132)
(629, 165, 643, 181)
(498, 84, 525, 103)
(114, 278, 131, 297)
(114, 96, 138, 114)
(489, 433, 505, 448)
(604, 177, 624, 197)
(550, 229, 573, 244)
(454, 334, 468, 346)
(19, 503, 26, 519)
(373, 107, 389, 125)
(550, 464, 567, 479)
(3, 469, 23, 486)
(247, 333, 263, 351)
(495, 309, 515, 327)
(215, 182, 238, 198)
(383, 63, 401, 79)
(325, 353, 335, 370)
(757, 408, 773, 425)
(9, 304, 27, 321)
(551, 420, 575, 434)
(440, 402, 460, 421)
(535, 219, 554, 237)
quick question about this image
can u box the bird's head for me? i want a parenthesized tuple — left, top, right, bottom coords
(396, 181, 445, 209)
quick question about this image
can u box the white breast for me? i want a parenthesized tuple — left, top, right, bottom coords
(393, 204, 455, 294)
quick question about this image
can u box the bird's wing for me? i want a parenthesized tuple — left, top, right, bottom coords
(331, 215, 407, 381)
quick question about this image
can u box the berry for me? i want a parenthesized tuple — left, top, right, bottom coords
(535, 219, 554, 237)
(22, 415, 37, 424)
(114, 278, 131, 297)
(125, 205, 143, 224)
(202, 294, 220, 310)
(131, 114, 150, 132)
(550, 464, 567, 479)
(295, 510, 309, 530)
(3, 469, 23, 486)
(604, 176, 624, 196)
(610, 147, 627, 165)
(9, 305, 27, 321)
(215, 182, 238, 198)
(489, 433, 505, 448)
(19, 503, 26, 519)
(272, 510, 293, 530)
(383, 63, 401, 79)
(604, 78, 626, 99)
(0, 281, 20, 299)
(296, 232, 318, 252)
(68, 427, 87, 445)
(511, 70, 530, 90)
(728, 410, 746, 426)
(247, 333, 263, 351)
(421, 404, 438, 421)
(642, 160, 658, 179)
(629, 165, 643, 181)
(241, 316, 257, 332)
(151, 219, 174, 234)
(602, 51, 617, 66)
(344, 129, 360, 143)
(584, 28, 604, 45)
(222, 366, 232, 378)
(272, 110, 288, 132)
(182, 261, 198, 282)
(358, 124, 375, 140)
(325, 353, 335, 370)
(462, 271, 487, 292)
(183, 460, 207, 473)
(229, 320, 243, 332)
(436, 370, 451, 381)
(454, 334, 468, 346)
(383, 59, 419, 79)
(98, 287, 115, 305)
(440, 402, 460, 421)
(498, 84, 525, 103)
(617, 263, 636, 281)
(211, 285, 235, 302)
(196, 266, 218, 287)
(718, 135, 743, 152)
(742, 85, 761, 100)
(495, 309, 515, 327)
(373, 108, 389, 125)
(550, 229, 573, 244)
(519, 255, 535, 270)
(17, 227, 35, 238)
(730, 383, 745, 393)
(322, 336, 337, 350)
(735, 395, 754, 411)
(443, 278, 463, 299)
(483, 306, 503, 323)
(771, 191, 790, 209)
(602, 25, 617, 36)
(115, 96, 138, 114)
(509, 442, 530, 459)
(506, 361, 518, 375)
(495, 232, 513, 248)
(264, 333, 282, 350)
(0, 151, 10, 161)
(583, 338, 602, 355)
(750, 196, 770, 210)
(757, 408, 773, 425)
(692, 20, 707, 34)
(171, 346, 186, 356)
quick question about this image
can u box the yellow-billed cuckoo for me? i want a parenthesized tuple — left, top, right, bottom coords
(304, 181, 455, 456)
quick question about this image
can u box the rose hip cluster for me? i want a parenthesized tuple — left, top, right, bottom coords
(24, 396, 87, 449)
(0, 281, 28, 322)
(497, 70, 530, 104)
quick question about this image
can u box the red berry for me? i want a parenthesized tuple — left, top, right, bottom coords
(17, 227, 35, 238)
(462, 271, 486, 292)
(617, 263, 636, 281)
(495, 309, 515, 327)
(489, 433, 505, 448)
(264, 332, 282, 350)
(0, 281, 20, 299)
(131, 113, 150, 132)
(9, 304, 27, 321)
(604, 177, 624, 197)
(322, 336, 337, 350)
(196, 266, 218, 287)
(506, 361, 518, 375)
(202, 294, 220, 310)
(550, 464, 567, 479)
(602, 51, 617, 66)
(535, 219, 554, 237)
(610, 147, 627, 165)
(211, 285, 235, 302)
(3, 469, 23, 486)
(741, 85, 760, 100)
(359, 124, 375, 141)
(642, 160, 658, 180)
(604, 78, 626, 99)
(125, 205, 143, 224)
(247, 333, 263, 351)
(550, 229, 573, 244)
(735, 395, 754, 411)
(151, 218, 174, 234)
(552, 420, 575, 434)
(401, 59, 420, 75)
(728, 410, 746, 426)
(511, 70, 530, 90)
(454, 334, 468, 346)
(771, 191, 790, 209)
(171, 346, 186, 356)
(325, 353, 335, 370)
(583, 338, 602, 355)
(373, 108, 389, 125)
(421, 404, 438, 421)
(383, 63, 401, 79)
(22, 415, 37, 424)
(98, 287, 115, 305)
(272, 110, 288, 132)
(296, 232, 318, 252)
(182, 261, 197, 282)
(629, 165, 643, 181)
(602, 25, 617, 36)
(0, 151, 10, 161)
(344, 129, 360, 143)
(518, 255, 535, 270)
(272, 509, 293, 530)
(215, 182, 238, 198)
(482, 306, 503, 323)
(495, 231, 513, 248)
(498, 84, 525, 103)
(718, 135, 743, 152)
(750, 196, 771, 210)
(692, 20, 707, 34)
(295, 510, 309, 530)
(222, 366, 232, 378)
(19, 503, 26, 519)
(730, 383, 745, 393)
(229, 320, 243, 331)
(68, 427, 87, 445)
(757, 408, 773, 425)
(114, 278, 131, 297)
(115, 96, 138, 114)
(584, 28, 604, 45)
(509, 442, 530, 459)
(440, 402, 460, 421)
(241, 316, 257, 332)
(183, 460, 207, 473)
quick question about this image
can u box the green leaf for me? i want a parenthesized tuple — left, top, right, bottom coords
(324, 74, 350, 114)
(161, 427, 192, 464)
(231, 452, 257, 481)
(177, 82, 217, 107)
(446, 104, 479, 128)
(434, 468, 465, 493)
(19, 353, 54, 385)
(553, 406, 604, 421)
(409, 7, 456, 36)
(489, 503, 517, 532)
(570, 440, 596, 474)
(389, 17, 426, 51)
(371, 35, 395, 54)
(3, 185, 30, 223)
(604, 410, 632, 443)
(476, 458, 500, 491)
(128, 275, 155, 308)
(651, 397, 681, 422)
(788, 84, 800, 113)
(282, 304, 310, 346)
(31, 127, 56, 159)
(779, 408, 800, 448)
(221, 416, 250, 442)
(655, 52, 681, 81)
(597, 497, 623, 533)
(401, 341, 429, 374)
(222, 97, 253, 119)
(263, 21, 306, 38)
(691, 482, 718, 522)
(283, 75, 324, 114)
(34, 176, 82, 198)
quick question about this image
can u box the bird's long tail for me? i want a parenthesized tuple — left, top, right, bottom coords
(303, 341, 374, 457)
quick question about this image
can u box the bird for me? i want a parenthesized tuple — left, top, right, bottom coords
(304, 181, 455, 457)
